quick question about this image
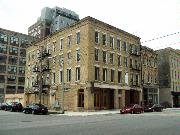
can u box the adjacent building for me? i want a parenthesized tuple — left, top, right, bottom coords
(28, 6, 79, 39)
(157, 47, 180, 107)
(0, 28, 34, 103)
(24, 16, 142, 111)
(141, 46, 159, 105)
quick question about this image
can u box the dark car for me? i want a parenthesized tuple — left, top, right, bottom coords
(10, 102, 23, 112)
(0, 103, 9, 110)
(144, 104, 163, 112)
(120, 104, 144, 114)
(23, 103, 48, 115)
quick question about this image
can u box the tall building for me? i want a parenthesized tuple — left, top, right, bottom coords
(157, 47, 180, 107)
(0, 28, 34, 103)
(28, 6, 79, 39)
(141, 46, 159, 105)
(25, 16, 142, 111)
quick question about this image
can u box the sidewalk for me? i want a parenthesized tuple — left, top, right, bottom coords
(49, 109, 120, 116)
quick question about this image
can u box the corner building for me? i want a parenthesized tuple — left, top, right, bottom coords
(25, 16, 142, 111)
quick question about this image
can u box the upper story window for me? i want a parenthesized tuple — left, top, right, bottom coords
(9, 46, 18, 56)
(59, 55, 63, 66)
(53, 41, 56, 53)
(95, 31, 99, 44)
(19, 58, 26, 66)
(76, 67, 80, 81)
(10, 36, 19, 46)
(95, 49, 99, 61)
(0, 33, 8, 44)
(67, 35, 71, 48)
(103, 68, 107, 82)
(117, 39, 121, 52)
(0, 55, 7, 64)
(0, 44, 7, 54)
(117, 55, 121, 66)
(21, 38, 29, 48)
(110, 53, 114, 64)
(0, 65, 6, 73)
(76, 49, 80, 62)
(102, 34, 106, 46)
(20, 49, 26, 57)
(95, 66, 99, 81)
(110, 36, 114, 49)
(124, 57, 128, 67)
(111, 69, 115, 82)
(67, 69, 71, 82)
(103, 51, 107, 64)
(8, 65, 17, 74)
(59, 38, 63, 50)
(52, 72, 56, 84)
(76, 32, 80, 44)
(118, 71, 122, 83)
(8, 56, 17, 65)
(123, 41, 127, 52)
(125, 72, 128, 84)
(19, 67, 25, 75)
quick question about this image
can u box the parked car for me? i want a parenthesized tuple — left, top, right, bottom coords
(120, 104, 144, 114)
(0, 103, 9, 110)
(4, 103, 12, 111)
(23, 103, 48, 115)
(144, 104, 163, 112)
(10, 102, 23, 112)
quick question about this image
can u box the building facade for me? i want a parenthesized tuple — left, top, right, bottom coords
(28, 6, 79, 39)
(141, 46, 159, 105)
(157, 47, 180, 107)
(25, 16, 142, 111)
(0, 28, 34, 103)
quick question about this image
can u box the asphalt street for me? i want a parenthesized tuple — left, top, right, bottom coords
(0, 109, 180, 135)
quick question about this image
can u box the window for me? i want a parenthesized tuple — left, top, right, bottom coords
(110, 53, 114, 64)
(18, 77, 25, 85)
(53, 41, 56, 52)
(10, 36, 19, 45)
(76, 67, 80, 81)
(123, 41, 127, 52)
(8, 56, 17, 65)
(0, 44, 7, 54)
(59, 55, 63, 66)
(102, 51, 107, 63)
(95, 66, 99, 81)
(9, 47, 18, 56)
(21, 38, 28, 48)
(130, 58, 133, 68)
(111, 69, 114, 82)
(125, 72, 128, 84)
(7, 76, 16, 84)
(0, 65, 6, 73)
(0, 75, 5, 83)
(102, 34, 106, 45)
(110, 36, 114, 49)
(95, 49, 99, 61)
(17, 86, 24, 93)
(19, 58, 26, 66)
(135, 74, 139, 85)
(67, 69, 71, 82)
(117, 55, 121, 66)
(124, 57, 128, 67)
(0, 55, 7, 64)
(20, 49, 26, 57)
(76, 49, 80, 62)
(118, 71, 122, 83)
(19, 67, 25, 75)
(6, 86, 16, 94)
(59, 71, 63, 83)
(67, 35, 71, 48)
(60, 38, 63, 50)
(117, 39, 121, 51)
(103, 68, 107, 81)
(8, 66, 17, 74)
(95, 31, 99, 44)
(76, 32, 80, 44)
(53, 56, 56, 64)
(0, 33, 8, 43)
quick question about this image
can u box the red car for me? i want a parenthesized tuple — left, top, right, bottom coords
(120, 104, 144, 114)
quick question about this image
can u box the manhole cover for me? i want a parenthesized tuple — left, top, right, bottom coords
(21, 121, 32, 122)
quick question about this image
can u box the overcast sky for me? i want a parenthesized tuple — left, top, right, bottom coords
(0, 0, 179, 50)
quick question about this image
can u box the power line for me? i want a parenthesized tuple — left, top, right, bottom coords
(141, 32, 180, 43)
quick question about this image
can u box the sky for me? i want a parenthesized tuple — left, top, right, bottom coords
(0, 0, 179, 50)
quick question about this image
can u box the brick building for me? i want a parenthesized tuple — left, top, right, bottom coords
(141, 46, 159, 105)
(24, 16, 142, 111)
(0, 28, 34, 103)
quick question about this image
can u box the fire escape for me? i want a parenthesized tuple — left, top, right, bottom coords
(32, 47, 51, 104)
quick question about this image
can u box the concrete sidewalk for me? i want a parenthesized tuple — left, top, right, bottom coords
(49, 109, 120, 116)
